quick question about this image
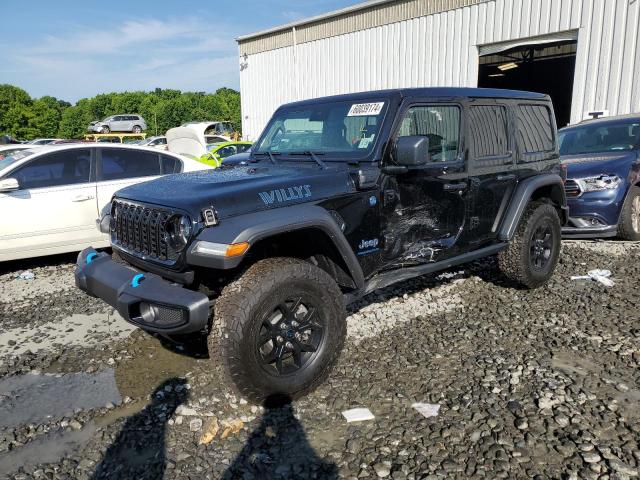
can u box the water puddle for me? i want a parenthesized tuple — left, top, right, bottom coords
(0, 370, 121, 429)
(0, 312, 135, 362)
(0, 423, 96, 474)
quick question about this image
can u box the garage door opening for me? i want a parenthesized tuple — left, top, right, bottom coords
(478, 39, 577, 128)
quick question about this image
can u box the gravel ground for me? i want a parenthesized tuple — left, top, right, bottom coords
(0, 241, 638, 480)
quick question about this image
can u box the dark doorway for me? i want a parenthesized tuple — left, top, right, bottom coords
(478, 40, 577, 128)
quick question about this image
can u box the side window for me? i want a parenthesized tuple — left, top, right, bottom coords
(100, 149, 161, 180)
(397, 105, 460, 162)
(217, 146, 237, 158)
(469, 105, 510, 160)
(236, 144, 251, 153)
(160, 154, 180, 173)
(516, 104, 555, 159)
(12, 149, 91, 190)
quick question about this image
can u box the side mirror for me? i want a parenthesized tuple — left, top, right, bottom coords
(0, 178, 19, 193)
(394, 136, 431, 167)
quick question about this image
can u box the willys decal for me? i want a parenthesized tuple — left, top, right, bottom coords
(258, 185, 312, 205)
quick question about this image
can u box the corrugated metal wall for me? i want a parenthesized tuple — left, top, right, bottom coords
(239, 0, 640, 140)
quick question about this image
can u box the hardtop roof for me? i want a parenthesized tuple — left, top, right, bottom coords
(281, 87, 548, 109)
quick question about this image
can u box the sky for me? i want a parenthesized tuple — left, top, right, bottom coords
(0, 0, 360, 103)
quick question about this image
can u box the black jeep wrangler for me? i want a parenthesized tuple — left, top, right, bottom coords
(76, 88, 568, 402)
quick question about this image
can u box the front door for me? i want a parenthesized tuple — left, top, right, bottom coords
(381, 103, 468, 266)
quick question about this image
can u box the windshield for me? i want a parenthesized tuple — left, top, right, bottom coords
(0, 149, 36, 171)
(254, 100, 388, 159)
(559, 120, 640, 155)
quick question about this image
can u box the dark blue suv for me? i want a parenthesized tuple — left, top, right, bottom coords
(560, 114, 640, 239)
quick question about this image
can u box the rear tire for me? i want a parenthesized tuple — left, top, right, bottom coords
(498, 201, 561, 289)
(209, 258, 346, 403)
(132, 125, 142, 134)
(617, 186, 640, 241)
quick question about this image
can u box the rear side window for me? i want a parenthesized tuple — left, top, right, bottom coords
(12, 149, 91, 190)
(160, 154, 181, 173)
(100, 149, 161, 180)
(516, 104, 555, 158)
(469, 106, 509, 159)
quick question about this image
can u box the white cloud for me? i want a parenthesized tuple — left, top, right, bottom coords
(6, 17, 241, 101)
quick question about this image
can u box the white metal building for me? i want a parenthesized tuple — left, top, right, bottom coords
(237, 0, 640, 140)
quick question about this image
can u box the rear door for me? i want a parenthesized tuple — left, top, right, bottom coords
(111, 116, 126, 131)
(95, 147, 164, 221)
(465, 100, 517, 244)
(0, 148, 99, 259)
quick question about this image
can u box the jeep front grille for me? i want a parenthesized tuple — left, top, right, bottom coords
(564, 180, 581, 197)
(111, 200, 180, 263)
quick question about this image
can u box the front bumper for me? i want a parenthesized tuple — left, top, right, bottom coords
(75, 248, 210, 334)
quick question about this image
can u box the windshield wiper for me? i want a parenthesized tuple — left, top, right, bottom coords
(252, 151, 280, 165)
(290, 151, 327, 169)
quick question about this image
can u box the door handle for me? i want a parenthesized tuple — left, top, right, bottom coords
(72, 194, 95, 202)
(497, 174, 516, 181)
(443, 182, 468, 191)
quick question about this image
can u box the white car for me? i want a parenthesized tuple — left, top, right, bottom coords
(0, 144, 41, 159)
(137, 136, 168, 150)
(0, 144, 212, 262)
(24, 138, 62, 145)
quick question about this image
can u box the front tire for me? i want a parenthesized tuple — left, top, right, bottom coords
(617, 186, 640, 241)
(498, 201, 561, 289)
(209, 258, 346, 403)
(101, 126, 110, 134)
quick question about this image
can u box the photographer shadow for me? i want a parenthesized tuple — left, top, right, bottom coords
(91, 377, 188, 480)
(222, 395, 338, 480)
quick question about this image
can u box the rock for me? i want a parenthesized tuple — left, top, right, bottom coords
(69, 420, 82, 431)
(373, 463, 391, 478)
(189, 418, 203, 432)
(608, 460, 638, 477)
(554, 414, 570, 427)
(515, 418, 528, 430)
(582, 452, 601, 464)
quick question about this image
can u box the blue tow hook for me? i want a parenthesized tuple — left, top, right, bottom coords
(131, 274, 145, 288)
(86, 252, 98, 264)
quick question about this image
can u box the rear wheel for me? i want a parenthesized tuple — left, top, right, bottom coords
(498, 201, 561, 289)
(209, 258, 346, 403)
(617, 186, 640, 240)
(132, 125, 142, 134)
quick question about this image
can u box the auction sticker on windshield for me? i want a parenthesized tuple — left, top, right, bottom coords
(347, 102, 385, 117)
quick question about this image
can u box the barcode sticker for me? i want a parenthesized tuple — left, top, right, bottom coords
(347, 102, 385, 117)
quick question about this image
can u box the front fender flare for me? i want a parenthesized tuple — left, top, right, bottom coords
(498, 174, 567, 241)
(187, 204, 365, 289)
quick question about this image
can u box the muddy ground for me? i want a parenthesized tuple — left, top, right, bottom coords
(0, 242, 638, 480)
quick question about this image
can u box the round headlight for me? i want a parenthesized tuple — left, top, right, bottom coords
(167, 214, 192, 249)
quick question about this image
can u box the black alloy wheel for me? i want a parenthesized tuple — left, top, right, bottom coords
(257, 296, 324, 376)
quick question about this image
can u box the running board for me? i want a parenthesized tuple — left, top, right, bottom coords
(344, 243, 508, 305)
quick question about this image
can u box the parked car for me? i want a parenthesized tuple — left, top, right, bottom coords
(0, 144, 212, 261)
(199, 141, 253, 167)
(136, 136, 168, 150)
(0, 144, 41, 160)
(75, 88, 567, 402)
(24, 138, 62, 145)
(559, 114, 640, 239)
(88, 115, 147, 134)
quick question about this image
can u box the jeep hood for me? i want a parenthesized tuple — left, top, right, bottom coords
(562, 151, 638, 178)
(114, 164, 357, 219)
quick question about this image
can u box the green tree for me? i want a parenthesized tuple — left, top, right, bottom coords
(0, 84, 243, 140)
